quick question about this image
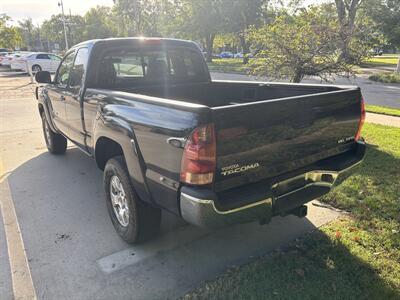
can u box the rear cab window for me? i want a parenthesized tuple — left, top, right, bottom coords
(96, 46, 207, 88)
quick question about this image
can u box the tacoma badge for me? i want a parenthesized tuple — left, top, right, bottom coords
(221, 163, 260, 176)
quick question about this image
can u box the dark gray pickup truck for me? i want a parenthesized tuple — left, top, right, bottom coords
(35, 37, 366, 243)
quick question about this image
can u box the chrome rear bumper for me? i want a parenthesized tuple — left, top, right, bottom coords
(180, 141, 365, 228)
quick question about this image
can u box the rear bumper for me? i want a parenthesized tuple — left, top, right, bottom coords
(180, 141, 365, 228)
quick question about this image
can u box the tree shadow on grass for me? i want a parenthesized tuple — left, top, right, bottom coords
(184, 229, 399, 300)
(184, 143, 400, 300)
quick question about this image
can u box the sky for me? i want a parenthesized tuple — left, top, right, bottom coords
(1, 0, 115, 25)
(1, 0, 326, 26)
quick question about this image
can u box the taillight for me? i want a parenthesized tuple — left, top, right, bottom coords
(355, 97, 366, 141)
(180, 123, 216, 185)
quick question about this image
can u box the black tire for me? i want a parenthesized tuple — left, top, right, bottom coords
(104, 156, 161, 244)
(32, 64, 42, 73)
(41, 113, 67, 154)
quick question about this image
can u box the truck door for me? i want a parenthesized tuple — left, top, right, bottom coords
(64, 47, 88, 149)
(46, 50, 76, 135)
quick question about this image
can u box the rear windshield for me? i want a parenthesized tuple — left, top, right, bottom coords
(96, 47, 208, 88)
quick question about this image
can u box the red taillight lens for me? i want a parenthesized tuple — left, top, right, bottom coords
(355, 97, 366, 141)
(180, 123, 216, 185)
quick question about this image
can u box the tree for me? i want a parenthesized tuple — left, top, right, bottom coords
(248, 6, 353, 82)
(0, 14, 22, 49)
(178, 0, 225, 62)
(113, 0, 166, 36)
(41, 14, 69, 50)
(223, 0, 266, 64)
(334, 0, 365, 62)
(363, 0, 400, 50)
(84, 6, 116, 40)
(18, 18, 35, 49)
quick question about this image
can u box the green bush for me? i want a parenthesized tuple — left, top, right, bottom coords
(369, 72, 400, 83)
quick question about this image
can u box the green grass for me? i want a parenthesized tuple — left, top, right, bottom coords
(361, 56, 399, 69)
(207, 58, 249, 74)
(183, 123, 400, 300)
(207, 56, 399, 76)
(368, 56, 399, 66)
(369, 72, 400, 83)
(366, 105, 400, 117)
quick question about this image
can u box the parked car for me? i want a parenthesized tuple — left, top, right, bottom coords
(1, 52, 31, 67)
(219, 51, 234, 58)
(234, 52, 244, 58)
(0, 52, 9, 64)
(11, 52, 62, 73)
(1, 53, 18, 66)
(35, 38, 366, 244)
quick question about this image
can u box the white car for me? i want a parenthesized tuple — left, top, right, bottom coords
(1, 52, 29, 66)
(11, 52, 62, 73)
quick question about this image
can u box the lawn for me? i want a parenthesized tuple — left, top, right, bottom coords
(361, 56, 399, 68)
(183, 123, 400, 300)
(207, 56, 399, 75)
(207, 58, 249, 73)
(366, 105, 400, 117)
(368, 56, 399, 66)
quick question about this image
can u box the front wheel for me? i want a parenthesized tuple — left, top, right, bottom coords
(41, 113, 67, 154)
(104, 156, 161, 244)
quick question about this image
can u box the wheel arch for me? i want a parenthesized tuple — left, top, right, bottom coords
(94, 130, 154, 205)
(94, 136, 124, 170)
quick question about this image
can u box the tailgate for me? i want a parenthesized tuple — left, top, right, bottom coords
(212, 88, 362, 192)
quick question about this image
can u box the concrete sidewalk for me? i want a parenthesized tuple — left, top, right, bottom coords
(366, 112, 400, 127)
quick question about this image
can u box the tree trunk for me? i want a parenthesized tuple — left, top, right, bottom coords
(396, 56, 400, 73)
(205, 33, 215, 63)
(239, 35, 249, 64)
(292, 69, 304, 83)
(335, 0, 361, 62)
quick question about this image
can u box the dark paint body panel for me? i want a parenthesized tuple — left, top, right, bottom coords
(36, 37, 364, 218)
(211, 84, 361, 192)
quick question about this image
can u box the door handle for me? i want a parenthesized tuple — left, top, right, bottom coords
(60, 95, 66, 101)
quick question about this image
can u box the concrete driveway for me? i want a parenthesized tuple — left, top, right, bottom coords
(0, 75, 343, 299)
(211, 72, 400, 108)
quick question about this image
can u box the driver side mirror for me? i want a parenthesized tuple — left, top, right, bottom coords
(35, 71, 51, 84)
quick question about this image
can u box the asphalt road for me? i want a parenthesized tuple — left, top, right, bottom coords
(0, 75, 343, 300)
(211, 72, 400, 108)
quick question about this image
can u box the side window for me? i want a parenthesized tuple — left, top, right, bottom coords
(56, 51, 75, 86)
(49, 54, 62, 61)
(37, 54, 50, 59)
(69, 48, 88, 89)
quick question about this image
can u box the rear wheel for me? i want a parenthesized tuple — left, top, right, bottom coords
(104, 156, 161, 244)
(41, 113, 67, 154)
(32, 64, 42, 73)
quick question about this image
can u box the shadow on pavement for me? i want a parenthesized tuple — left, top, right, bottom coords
(4, 148, 358, 299)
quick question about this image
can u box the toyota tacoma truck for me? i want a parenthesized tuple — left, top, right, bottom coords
(35, 38, 366, 244)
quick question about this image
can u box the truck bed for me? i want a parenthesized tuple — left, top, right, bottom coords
(112, 80, 362, 193)
(119, 80, 343, 108)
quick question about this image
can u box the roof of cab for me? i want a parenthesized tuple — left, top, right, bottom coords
(71, 37, 199, 51)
